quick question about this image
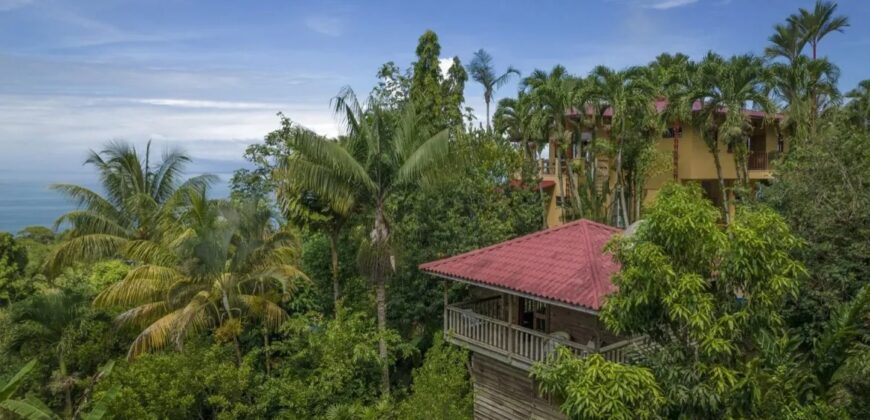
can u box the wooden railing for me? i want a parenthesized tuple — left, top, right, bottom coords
(445, 304, 613, 369)
(599, 336, 652, 363)
(454, 295, 505, 321)
(748, 150, 769, 171)
(539, 159, 554, 175)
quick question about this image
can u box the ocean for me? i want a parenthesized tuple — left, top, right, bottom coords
(0, 172, 232, 234)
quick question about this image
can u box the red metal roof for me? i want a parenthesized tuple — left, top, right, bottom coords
(419, 219, 622, 311)
(566, 98, 783, 120)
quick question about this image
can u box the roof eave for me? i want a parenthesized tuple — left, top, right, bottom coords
(425, 271, 601, 316)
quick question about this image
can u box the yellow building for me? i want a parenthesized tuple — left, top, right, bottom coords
(538, 105, 784, 227)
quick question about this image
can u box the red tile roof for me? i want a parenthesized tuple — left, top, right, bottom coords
(419, 219, 622, 311)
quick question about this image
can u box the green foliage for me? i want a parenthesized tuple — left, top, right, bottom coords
(92, 342, 260, 419)
(299, 231, 367, 314)
(254, 308, 414, 418)
(396, 332, 472, 420)
(409, 30, 445, 131)
(764, 115, 870, 348)
(443, 56, 468, 128)
(601, 183, 806, 417)
(533, 349, 664, 420)
(0, 232, 29, 305)
(388, 131, 541, 337)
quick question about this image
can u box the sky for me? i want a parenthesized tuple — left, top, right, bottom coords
(1, 0, 869, 180)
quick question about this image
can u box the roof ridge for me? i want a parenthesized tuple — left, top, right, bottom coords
(419, 219, 598, 270)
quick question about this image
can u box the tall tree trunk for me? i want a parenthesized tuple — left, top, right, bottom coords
(221, 291, 243, 366)
(532, 141, 548, 228)
(554, 147, 567, 223)
(712, 145, 730, 225)
(375, 276, 389, 395)
(263, 328, 271, 376)
(60, 356, 72, 419)
(615, 143, 629, 227)
(328, 229, 340, 309)
(372, 203, 391, 396)
(485, 100, 491, 131)
(563, 131, 583, 218)
(673, 125, 680, 181)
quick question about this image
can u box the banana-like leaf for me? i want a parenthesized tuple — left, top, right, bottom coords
(0, 398, 57, 419)
(80, 385, 120, 420)
(0, 360, 37, 401)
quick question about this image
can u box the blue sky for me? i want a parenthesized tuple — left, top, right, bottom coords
(1, 0, 868, 178)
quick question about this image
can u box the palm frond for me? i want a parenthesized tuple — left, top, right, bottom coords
(42, 234, 127, 275)
(396, 128, 449, 185)
(127, 310, 182, 359)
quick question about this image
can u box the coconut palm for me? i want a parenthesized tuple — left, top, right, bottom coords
(789, 0, 849, 60)
(587, 65, 657, 227)
(277, 87, 450, 394)
(684, 53, 774, 223)
(467, 49, 520, 131)
(45, 141, 214, 274)
(95, 190, 305, 365)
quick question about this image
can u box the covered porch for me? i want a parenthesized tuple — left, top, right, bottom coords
(444, 295, 648, 371)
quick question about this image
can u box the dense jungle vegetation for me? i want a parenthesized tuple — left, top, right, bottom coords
(1, 1, 868, 418)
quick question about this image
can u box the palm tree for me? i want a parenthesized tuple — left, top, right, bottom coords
(684, 53, 773, 223)
(768, 56, 840, 139)
(494, 91, 549, 226)
(522, 66, 581, 221)
(271, 118, 355, 310)
(764, 21, 806, 63)
(277, 87, 450, 395)
(493, 91, 545, 163)
(467, 49, 520, 131)
(45, 141, 214, 274)
(95, 191, 306, 366)
(587, 65, 657, 227)
(649, 53, 693, 181)
(789, 0, 849, 60)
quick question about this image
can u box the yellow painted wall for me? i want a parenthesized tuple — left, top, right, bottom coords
(541, 121, 782, 227)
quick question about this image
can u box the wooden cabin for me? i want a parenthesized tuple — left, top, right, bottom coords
(420, 219, 648, 420)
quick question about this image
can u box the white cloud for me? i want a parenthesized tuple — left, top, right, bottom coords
(611, 0, 699, 10)
(304, 15, 343, 37)
(132, 98, 284, 110)
(647, 0, 698, 9)
(439, 57, 453, 76)
(0, 0, 33, 12)
(0, 94, 339, 175)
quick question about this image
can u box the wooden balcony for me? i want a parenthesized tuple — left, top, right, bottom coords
(444, 298, 650, 371)
(748, 150, 770, 171)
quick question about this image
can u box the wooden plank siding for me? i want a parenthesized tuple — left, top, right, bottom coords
(471, 354, 566, 420)
(547, 305, 622, 348)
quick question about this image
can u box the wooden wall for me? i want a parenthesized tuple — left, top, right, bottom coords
(470, 354, 566, 420)
(547, 305, 622, 348)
